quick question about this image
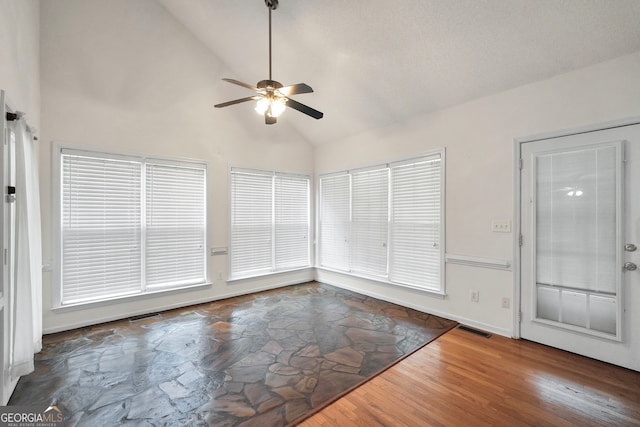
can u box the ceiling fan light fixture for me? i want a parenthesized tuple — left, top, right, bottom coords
(255, 96, 286, 118)
(255, 97, 270, 115)
(268, 97, 287, 117)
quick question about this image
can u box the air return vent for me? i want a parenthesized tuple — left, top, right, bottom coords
(457, 325, 492, 338)
(129, 313, 161, 322)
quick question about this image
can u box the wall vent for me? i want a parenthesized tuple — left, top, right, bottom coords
(457, 325, 492, 338)
(129, 313, 161, 322)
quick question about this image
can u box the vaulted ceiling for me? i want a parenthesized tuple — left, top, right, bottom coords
(158, 0, 640, 145)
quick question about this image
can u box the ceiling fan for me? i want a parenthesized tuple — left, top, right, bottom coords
(214, 0, 323, 125)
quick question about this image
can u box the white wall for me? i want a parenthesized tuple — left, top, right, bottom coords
(39, 0, 315, 333)
(315, 51, 640, 336)
(29, 0, 640, 336)
(0, 0, 40, 126)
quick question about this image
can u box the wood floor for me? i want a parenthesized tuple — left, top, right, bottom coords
(301, 326, 640, 427)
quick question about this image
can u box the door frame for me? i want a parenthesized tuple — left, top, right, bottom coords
(513, 116, 640, 340)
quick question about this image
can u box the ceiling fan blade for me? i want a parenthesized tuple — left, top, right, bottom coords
(278, 83, 314, 96)
(215, 96, 260, 108)
(222, 78, 260, 92)
(285, 98, 324, 120)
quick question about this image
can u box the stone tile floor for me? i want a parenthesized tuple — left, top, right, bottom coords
(10, 282, 457, 426)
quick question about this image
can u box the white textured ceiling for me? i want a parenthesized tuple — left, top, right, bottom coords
(158, 0, 640, 145)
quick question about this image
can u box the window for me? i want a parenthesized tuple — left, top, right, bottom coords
(230, 168, 310, 279)
(145, 161, 207, 288)
(59, 148, 206, 306)
(318, 152, 444, 293)
(388, 157, 442, 290)
(319, 174, 350, 271)
(351, 167, 389, 276)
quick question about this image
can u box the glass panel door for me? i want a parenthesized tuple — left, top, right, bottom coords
(534, 145, 619, 337)
(520, 123, 640, 372)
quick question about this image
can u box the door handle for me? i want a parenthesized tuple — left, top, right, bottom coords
(623, 262, 637, 271)
(625, 243, 637, 252)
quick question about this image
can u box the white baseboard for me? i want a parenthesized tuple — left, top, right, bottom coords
(43, 277, 309, 335)
(44, 273, 513, 339)
(317, 277, 513, 338)
(2, 376, 19, 405)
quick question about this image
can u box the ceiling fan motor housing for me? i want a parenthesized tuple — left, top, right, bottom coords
(257, 80, 283, 91)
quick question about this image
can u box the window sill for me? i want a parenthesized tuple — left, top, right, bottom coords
(52, 282, 212, 313)
(315, 266, 447, 299)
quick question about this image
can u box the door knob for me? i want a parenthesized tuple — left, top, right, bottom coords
(623, 262, 637, 271)
(625, 243, 637, 252)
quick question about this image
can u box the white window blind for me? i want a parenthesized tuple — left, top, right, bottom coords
(60, 149, 207, 306)
(389, 156, 442, 291)
(536, 146, 616, 292)
(318, 152, 444, 293)
(145, 162, 206, 288)
(275, 175, 310, 269)
(318, 174, 350, 271)
(61, 153, 142, 304)
(350, 168, 389, 276)
(230, 170, 274, 277)
(230, 168, 311, 279)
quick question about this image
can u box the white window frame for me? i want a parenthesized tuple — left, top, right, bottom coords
(317, 149, 446, 295)
(228, 167, 312, 281)
(52, 144, 209, 309)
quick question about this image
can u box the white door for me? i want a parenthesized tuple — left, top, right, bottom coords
(519, 123, 640, 371)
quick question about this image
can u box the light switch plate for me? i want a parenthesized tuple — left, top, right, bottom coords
(491, 219, 511, 233)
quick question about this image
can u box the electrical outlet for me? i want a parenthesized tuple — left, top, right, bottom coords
(471, 290, 480, 303)
(501, 297, 510, 309)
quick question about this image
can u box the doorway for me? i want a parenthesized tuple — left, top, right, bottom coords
(517, 120, 639, 371)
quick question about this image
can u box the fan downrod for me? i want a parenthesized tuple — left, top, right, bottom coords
(265, 0, 278, 10)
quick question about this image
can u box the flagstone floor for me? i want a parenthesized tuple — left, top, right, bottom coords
(9, 282, 456, 426)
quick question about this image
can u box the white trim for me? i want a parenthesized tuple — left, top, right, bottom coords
(226, 267, 314, 284)
(512, 134, 523, 338)
(315, 266, 447, 299)
(43, 276, 312, 335)
(316, 276, 510, 338)
(55, 141, 208, 166)
(614, 141, 625, 341)
(445, 253, 511, 270)
(229, 166, 311, 179)
(316, 148, 445, 177)
(515, 116, 640, 144)
(51, 282, 212, 313)
(440, 148, 447, 293)
(51, 142, 62, 309)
